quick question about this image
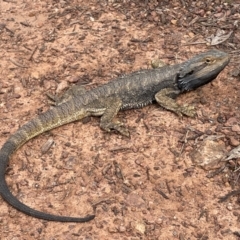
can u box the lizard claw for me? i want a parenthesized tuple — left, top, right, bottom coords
(118, 127, 130, 137)
(46, 92, 59, 106)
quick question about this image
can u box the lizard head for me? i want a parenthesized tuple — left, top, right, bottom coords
(177, 50, 230, 92)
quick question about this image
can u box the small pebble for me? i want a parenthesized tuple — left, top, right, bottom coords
(226, 203, 233, 211)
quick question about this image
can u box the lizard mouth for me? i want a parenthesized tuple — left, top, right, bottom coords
(177, 68, 221, 92)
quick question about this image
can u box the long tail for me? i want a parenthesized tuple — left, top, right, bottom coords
(0, 105, 94, 222)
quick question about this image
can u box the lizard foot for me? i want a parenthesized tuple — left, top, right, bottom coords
(46, 85, 87, 106)
(179, 105, 196, 117)
(46, 92, 60, 106)
(100, 122, 130, 137)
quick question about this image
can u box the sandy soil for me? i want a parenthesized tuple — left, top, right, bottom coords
(0, 0, 240, 239)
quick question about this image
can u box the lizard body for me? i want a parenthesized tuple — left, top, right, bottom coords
(0, 50, 229, 222)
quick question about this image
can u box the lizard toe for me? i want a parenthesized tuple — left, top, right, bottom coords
(180, 105, 196, 117)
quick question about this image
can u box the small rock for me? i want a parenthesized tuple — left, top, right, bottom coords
(224, 117, 238, 127)
(171, 19, 177, 25)
(13, 93, 21, 99)
(31, 71, 40, 79)
(198, 9, 205, 17)
(108, 226, 118, 233)
(232, 125, 240, 133)
(226, 203, 233, 211)
(228, 136, 240, 147)
(217, 114, 226, 123)
(134, 221, 146, 234)
(43, 80, 55, 90)
(233, 211, 239, 217)
(0, 204, 9, 216)
(188, 31, 195, 38)
(118, 225, 126, 232)
(156, 218, 163, 225)
(190, 136, 226, 170)
(214, 12, 224, 18)
(56, 80, 69, 94)
(205, 130, 212, 135)
(177, 206, 184, 212)
(151, 11, 157, 17)
(215, 125, 223, 132)
(67, 76, 81, 83)
(143, 214, 155, 224)
(126, 192, 145, 208)
(41, 138, 54, 154)
(151, 59, 166, 69)
(230, 68, 240, 77)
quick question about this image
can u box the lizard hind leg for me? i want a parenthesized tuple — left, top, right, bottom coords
(99, 97, 130, 137)
(47, 85, 87, 106)
(155, 88, 196, 117)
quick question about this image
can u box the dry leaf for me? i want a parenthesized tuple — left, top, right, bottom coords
(207, 29, 232, 46)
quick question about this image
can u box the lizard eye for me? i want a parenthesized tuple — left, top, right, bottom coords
(205, 58, 212, 63)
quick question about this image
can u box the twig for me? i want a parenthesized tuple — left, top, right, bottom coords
(179, 130, 189, 155)
(155, 188, 169, 199)
(218, 190, 240, 202)
(180, 0, 186, 7)
(9, 59, 28, 68)
(4, 26, 14, 35)
(183, 41, 207, 46)
(70, 21, 81, 26)
(28, 46, 38, 61)
(206, 165, 226, 178)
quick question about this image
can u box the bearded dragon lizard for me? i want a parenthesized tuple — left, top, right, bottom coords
(0, 49, 230, 222)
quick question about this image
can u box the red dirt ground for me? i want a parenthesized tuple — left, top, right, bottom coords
(0, 1, 240, 239)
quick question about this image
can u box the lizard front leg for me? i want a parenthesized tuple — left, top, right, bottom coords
(99, 97, 130, 137)
(155, 88, 196, 117)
